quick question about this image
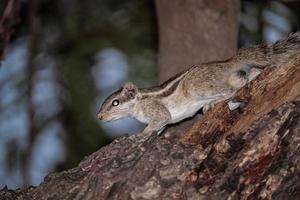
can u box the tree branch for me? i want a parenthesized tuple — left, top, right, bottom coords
(1, 56, 300, 199)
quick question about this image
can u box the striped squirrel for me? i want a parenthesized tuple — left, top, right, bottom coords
(98, 32, 300, 135)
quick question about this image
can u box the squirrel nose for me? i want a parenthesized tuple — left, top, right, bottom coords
(97, 113, 103, 120)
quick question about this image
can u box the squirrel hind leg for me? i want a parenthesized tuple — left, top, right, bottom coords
(228, 101, 241, 111)
(228, 63, 263, 89)
(227, 100, 246, 112)
(248, 68, 262, 81)
(228, 70, 248, 89)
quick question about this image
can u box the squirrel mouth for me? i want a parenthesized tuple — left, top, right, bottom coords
(98, 114, 118, 122)
(97, 113, 103, 120)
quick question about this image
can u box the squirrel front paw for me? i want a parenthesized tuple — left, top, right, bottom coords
(142, 124, 166, 136)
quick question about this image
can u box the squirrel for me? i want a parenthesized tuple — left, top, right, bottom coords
(97, 32, 300, 135)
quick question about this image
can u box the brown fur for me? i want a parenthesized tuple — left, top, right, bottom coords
(98, 32, 300, 135)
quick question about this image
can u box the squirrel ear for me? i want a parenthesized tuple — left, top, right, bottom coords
(122, 82, 138, 96)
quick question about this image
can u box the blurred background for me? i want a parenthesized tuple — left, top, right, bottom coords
(0, 0, 299, 189)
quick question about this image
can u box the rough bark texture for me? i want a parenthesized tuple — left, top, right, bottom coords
(1, 56, 300, 200)
(155, 0, 240, 82)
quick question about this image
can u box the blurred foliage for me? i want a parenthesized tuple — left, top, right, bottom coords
(239, 1, 299, 46)
(40, 0, 158, 169)
(0, 0, 299, 188)
(1, 0, 158, 187)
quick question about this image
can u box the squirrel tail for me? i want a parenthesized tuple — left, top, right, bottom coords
(236, 32, 300, 67)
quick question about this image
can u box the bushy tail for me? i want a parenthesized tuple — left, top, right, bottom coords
(236, 32, 300, 67)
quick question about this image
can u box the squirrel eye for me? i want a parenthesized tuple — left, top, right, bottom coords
(112, 99, 119, 106)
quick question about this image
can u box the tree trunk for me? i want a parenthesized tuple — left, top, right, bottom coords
(155, 0, 240, 82)
(0, 0, 21, 61)
(1, 55, 300, 200)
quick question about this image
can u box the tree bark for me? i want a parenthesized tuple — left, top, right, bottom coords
(155, 0, 240, 82)
(1, 55, 300, 199)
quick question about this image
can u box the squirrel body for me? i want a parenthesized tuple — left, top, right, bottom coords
(98, 33, 300, 135)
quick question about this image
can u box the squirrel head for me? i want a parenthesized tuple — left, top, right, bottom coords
(98, 82, 139, 121)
